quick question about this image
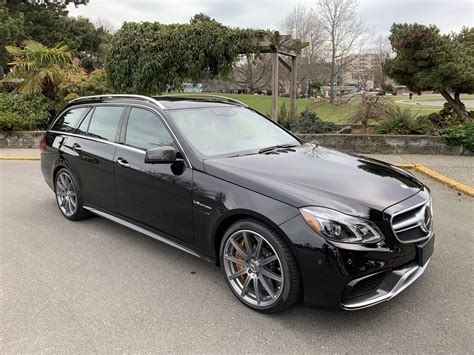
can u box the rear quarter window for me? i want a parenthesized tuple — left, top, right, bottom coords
(51, 107, 88, 132)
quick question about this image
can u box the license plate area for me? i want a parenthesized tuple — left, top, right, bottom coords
(417, 235, 435, 266)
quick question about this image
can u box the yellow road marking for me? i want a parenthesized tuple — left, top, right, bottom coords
(0, 157, 40, 160)
(396, 163, 474, 197)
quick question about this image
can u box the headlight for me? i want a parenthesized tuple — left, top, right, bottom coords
(300, 207, 383, 244)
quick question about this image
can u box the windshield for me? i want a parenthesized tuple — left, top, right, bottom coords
(168, 106, 300, 157)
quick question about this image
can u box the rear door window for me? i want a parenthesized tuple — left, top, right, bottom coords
(87, 106, 124, 141)
(51, 107, 88, 132)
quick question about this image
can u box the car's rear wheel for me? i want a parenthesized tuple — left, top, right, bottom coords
(220, 219, 301, 313)
(54, 168, 91, 221)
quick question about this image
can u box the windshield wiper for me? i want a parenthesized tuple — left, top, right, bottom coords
(258, 144, 298, 154)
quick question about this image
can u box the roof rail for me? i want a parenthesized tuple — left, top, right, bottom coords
(154, 94, 248, 107)
(69, 94, 167, 109)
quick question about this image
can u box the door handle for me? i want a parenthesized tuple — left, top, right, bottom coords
(72, 143, 82, 152)
(116, 158, 130, 168)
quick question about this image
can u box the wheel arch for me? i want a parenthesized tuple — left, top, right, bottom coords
(212, 209, 302, 270)
(52, 164, 70, 190)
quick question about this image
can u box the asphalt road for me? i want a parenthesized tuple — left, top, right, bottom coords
(1, 161, 473, 353)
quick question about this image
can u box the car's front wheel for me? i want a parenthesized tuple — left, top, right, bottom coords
(220, 219, 301, 313)
(54, 168, 91, 221)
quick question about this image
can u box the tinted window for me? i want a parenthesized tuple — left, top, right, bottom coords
(76, 108, 93, 136)
(52, 107, 88, 132)
(125, 108, 174, 150)
(87, 106, 124, 141)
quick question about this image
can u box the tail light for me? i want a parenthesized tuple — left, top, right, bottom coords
(40, 137, 46, 151)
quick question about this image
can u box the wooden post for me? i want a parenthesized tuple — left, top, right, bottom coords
(271, 52, 279, 122)
(290, 56, 298, 120)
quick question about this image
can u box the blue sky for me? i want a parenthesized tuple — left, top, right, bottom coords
(68, 0, 474, 35)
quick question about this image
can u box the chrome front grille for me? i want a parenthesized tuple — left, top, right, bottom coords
(391, 200, 433, 243)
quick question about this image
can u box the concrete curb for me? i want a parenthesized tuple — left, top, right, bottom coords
(396, 163, 474, 197)
(0, 157, 40, 160)
(1, 157, 472, 197)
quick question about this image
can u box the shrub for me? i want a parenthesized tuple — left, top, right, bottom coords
(290, 110, 338, 134)
(278, 102, 292, 129)
(59, 68, 111, 101)
(422, 103, 461, 129)
(377, 106, 433, 135)
(0, 93, 53, 130)
(351, 94, 391, 133)
(438, 122, 474, 151)
(265, 102, 294, 129)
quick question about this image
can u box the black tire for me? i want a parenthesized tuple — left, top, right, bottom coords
(220, 218, 301, 313)
(54, 168, 91, 221)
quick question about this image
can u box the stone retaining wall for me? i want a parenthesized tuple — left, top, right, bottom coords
(0, 131, 471, 155)
(0, 131, 44, 149)
(298, 134, 472, 155)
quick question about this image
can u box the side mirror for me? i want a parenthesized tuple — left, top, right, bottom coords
(144, 146, 178, 164)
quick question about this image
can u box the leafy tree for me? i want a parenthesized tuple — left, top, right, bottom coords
(59, 68, 110, 100)
(189, 13, 216, 24)
(106, 18, 271, 94)
(6, 1, 70, 48)
(62, 16, 113, 71)
(0, 1, 24, 76)
(383, 24, 474, 122)
(2, 40, 74, 101)
(2, 1, 107, 72)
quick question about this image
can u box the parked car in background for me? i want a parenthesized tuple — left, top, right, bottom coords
(41, 94, 434, 313)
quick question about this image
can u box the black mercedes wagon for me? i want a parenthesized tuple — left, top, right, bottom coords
(41, 94, 434, 313)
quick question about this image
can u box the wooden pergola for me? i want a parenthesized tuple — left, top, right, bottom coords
(258, 33, 308, 122)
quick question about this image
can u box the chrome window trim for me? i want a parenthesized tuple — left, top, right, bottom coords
(50, 130, 117, 146)
(390, 198, 432, 244)
(83, 207, 200, 258)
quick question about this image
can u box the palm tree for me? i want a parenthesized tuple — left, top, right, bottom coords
(2, 40, 74, 100)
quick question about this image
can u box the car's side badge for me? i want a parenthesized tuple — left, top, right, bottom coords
(193, 199, 212, 213)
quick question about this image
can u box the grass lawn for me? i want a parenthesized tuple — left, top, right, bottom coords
(217, 93, 357, 124)
(174, 93, 473, 124)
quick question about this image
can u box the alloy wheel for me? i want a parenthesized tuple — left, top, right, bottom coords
(223, 229, 284, 308)
(56, 172, 78, 217)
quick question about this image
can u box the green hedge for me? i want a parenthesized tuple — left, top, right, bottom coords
(438, 122, 474, 151)
(0, 93, 55, 130)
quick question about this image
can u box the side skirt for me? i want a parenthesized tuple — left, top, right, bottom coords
(83, 206, 204, 259)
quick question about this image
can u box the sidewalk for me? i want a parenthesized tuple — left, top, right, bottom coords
(0, 148, 40, 158)
(1, 149, 472, 188)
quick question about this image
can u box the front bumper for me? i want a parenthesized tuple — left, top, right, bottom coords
(341, 258, 430, 310)
(279, 214, 434, 309)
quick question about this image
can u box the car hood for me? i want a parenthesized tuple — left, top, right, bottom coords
(203, 144, 424, 218)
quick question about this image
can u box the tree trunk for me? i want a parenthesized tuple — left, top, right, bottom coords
(329, 54, 335, 104)
(439, 89, 470, 122)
